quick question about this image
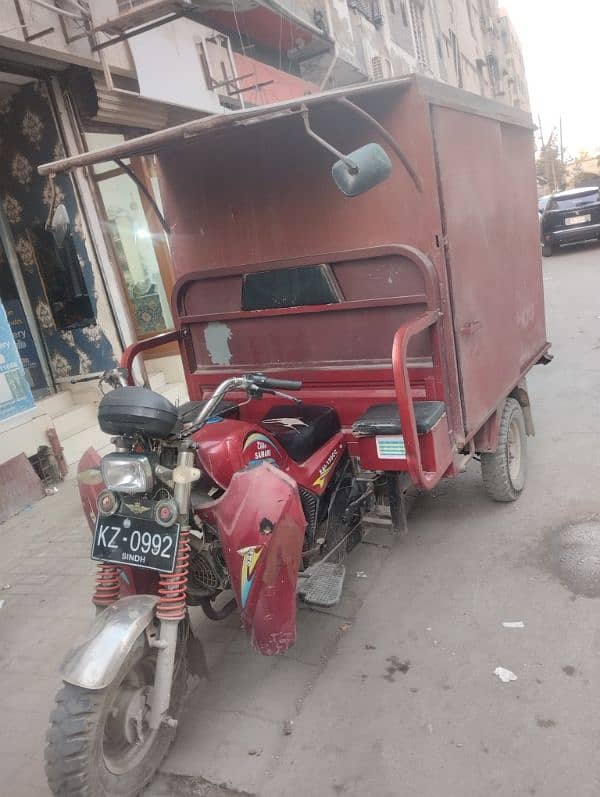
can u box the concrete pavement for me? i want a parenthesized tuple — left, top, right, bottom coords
(1, 243, 600, 796)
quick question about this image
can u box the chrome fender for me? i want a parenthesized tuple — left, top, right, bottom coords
(61, 595, 159, 690)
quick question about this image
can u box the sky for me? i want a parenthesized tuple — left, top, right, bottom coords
(501, 0, 600, 157)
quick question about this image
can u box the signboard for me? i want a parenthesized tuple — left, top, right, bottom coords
(4, 299, 46, 392)
(0, 299, 35, 421)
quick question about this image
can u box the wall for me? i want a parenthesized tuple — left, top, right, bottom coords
(0, 0, 133, 73)
(0, 81, 116, 381)
(233, 53, 318, 104)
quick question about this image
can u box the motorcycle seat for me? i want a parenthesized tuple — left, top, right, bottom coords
(261, 404, 341, 463)
(352, 402, 446, 436)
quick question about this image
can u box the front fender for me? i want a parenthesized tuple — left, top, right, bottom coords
(61, 595, 158, 690)
(201, 463, 306, 655)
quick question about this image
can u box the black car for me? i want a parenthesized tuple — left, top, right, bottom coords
(540, 186, 600, 256)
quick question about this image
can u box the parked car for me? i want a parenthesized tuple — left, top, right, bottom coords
(538, 194, 551, 215)
(540, 186, 600, 256)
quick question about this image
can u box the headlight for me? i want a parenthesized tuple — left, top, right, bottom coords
(101, 453, 154, 495)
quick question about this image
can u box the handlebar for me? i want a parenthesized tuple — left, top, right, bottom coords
(248, 374, 303, 391)
(191, 373, 303, 429)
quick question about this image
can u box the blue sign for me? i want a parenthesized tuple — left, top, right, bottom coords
(0, 299, 35, 421)
(4, 299, 46, 392)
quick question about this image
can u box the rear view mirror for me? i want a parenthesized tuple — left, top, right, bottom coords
(49, 203, 70, 248)
(332, 143, 392, 197)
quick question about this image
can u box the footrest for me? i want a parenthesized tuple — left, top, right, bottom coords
(298, 562, 346, 608)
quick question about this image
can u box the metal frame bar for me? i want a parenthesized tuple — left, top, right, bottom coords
(114, 159, 170, 234)
(91, 11, 186, 51)
(336, 97, 423, 192)
(12, 0, 55, 42)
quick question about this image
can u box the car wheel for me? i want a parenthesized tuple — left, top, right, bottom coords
(542, 244, 554, 257)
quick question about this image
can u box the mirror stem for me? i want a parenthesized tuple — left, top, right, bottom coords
(301, 108, 357, 172)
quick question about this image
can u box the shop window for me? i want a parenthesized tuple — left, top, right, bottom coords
(86, 132, 174, 338)
(28, 224, 95, 330)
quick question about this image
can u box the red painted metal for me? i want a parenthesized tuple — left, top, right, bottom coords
(121, 329, 181, 380)
(199, 463, 306, 655)
(157, 528, 191, 621)
(233, 52, 319, 106)
(391, 311, 451, 489)
(101, 77, 547, 496)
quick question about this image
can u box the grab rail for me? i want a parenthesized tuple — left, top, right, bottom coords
(120, 330, 182, 385)
(392, 310, 447, 490)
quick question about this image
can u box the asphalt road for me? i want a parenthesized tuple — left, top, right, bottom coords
(1, 242, 599, 797)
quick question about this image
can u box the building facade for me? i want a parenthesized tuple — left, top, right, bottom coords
(0, 0, 528, 487)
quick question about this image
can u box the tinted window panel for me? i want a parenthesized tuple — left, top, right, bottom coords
(242, 265, 339, 311)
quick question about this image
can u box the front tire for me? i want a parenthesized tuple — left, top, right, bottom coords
(481, 398, 527, 503)
(45, 631, 187, 797)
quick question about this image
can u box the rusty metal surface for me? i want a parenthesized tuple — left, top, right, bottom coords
(0, 453, 45, 524)
(159, 82, 464, 438)
(431, 106, 548, 436)
(37, 75, 533, 176)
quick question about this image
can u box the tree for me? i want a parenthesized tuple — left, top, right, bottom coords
(535, 133, 566, 192)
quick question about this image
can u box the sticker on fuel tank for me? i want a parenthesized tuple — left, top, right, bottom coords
(243, 432, 279, 466)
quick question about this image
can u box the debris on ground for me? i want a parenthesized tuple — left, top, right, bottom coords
(355, 571, 368, 578)
(365, 643, 377, 650)
(502, 621, 525, 628)
(494, 666, 518, 683)
(283, 720, 294, 736)
(1, 584, 10, 591)
(339, 623, 351, 632)
(0, 600, 4, 609)
(248, 748, 262, 756)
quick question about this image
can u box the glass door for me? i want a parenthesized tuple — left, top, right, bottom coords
(86, 132, 175, 339)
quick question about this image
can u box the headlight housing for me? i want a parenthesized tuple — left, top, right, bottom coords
(101, 452, 154, 495)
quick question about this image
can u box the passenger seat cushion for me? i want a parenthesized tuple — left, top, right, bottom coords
(261, 404, 341, 463)
(352, 402, 446, 436)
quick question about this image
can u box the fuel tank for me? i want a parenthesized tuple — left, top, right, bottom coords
(191, 417, 286, 489)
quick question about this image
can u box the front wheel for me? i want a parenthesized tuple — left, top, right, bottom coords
(45, 631, 187, 797)
(481, 398, 527, 502)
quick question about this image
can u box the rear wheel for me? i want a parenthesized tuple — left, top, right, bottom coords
(542, 243, 554, 257)
(481, 398, 527, 503)
(45, 630, 187, 797)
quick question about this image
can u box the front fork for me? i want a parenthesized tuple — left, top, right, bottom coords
(149, 446, 198, 729)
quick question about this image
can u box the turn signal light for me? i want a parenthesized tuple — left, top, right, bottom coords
(97, 489, 119, 517)
(154, 499, 178, 527)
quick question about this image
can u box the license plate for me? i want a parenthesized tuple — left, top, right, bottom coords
(92, 514, 180, 573)
(565, 214, 591, 226)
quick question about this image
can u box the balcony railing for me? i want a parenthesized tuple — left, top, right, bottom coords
(348, 0, 383, 28)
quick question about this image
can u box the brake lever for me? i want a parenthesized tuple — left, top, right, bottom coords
(269, 389, 302, 404)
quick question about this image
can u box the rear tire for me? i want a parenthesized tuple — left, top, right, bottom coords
(45, 630, 188, 797)
(542, 244, 554, 257)
(481, 398, 527, 503)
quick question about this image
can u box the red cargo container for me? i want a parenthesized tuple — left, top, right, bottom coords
(41, 74, 550, 502)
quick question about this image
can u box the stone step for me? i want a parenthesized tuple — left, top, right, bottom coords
(62, 425, 112, 474)
(148, 370, 166, 390)
(36, 391, 74, 418)
(53, 404, 99, 440)
(155, 381, 189, 407)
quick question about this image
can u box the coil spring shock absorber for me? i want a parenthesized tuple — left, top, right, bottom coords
(92, 561, 120, 607)
(157, 528, 191, 621)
